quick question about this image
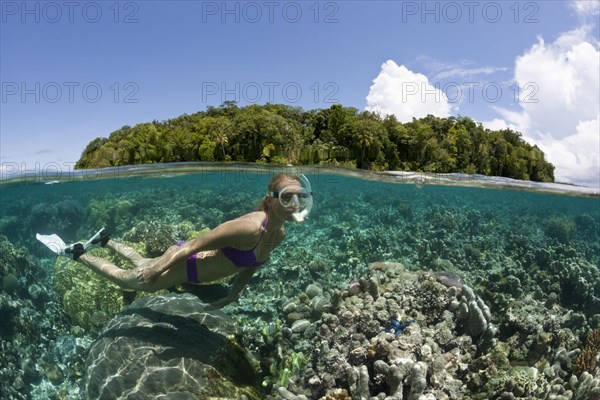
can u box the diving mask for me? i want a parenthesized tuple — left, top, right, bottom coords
(270, 174, 313, 223)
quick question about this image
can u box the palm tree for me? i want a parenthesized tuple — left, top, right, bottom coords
(354, 128, 374, 168)
(213, 130, 229, 161)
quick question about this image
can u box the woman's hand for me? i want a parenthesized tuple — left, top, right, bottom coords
(135, 266, 160, 285)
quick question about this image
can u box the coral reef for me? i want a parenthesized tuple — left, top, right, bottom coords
(29, 198, 85, 240)
(244, 260, 599, 399)
(0, 237, 85, 400)
(87, 198, 135, 234)
(54, 248, 128, 331)
(573, 329, 600, 375)
(261, 262, 478, 399)
(53, 242, 174, 331)
(545, 216, 577, 244)
(122, 219, 182, 256)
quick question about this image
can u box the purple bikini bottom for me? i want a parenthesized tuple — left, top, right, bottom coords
(176, 241, 198, 283)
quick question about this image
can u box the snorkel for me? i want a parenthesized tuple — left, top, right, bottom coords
(291, 174, 312, 223)
(292, 175, 312, 224)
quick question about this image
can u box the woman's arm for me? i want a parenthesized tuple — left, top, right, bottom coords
(206, 267, 258, 310)
(207, 226, 285, 309)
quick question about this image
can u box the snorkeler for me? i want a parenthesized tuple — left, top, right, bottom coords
(37, 174, 313, 309)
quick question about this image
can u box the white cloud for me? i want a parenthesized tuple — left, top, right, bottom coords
(490, 106, 532, 131)
(570, 0, 600, 17)
(536, 115, 600, 187)
(365, 60, 453, 123)
(415, 56, 509, 83)
(495, 26, 600, 187)
(432, 66, 508, 81)
(479, 118, 515, 132)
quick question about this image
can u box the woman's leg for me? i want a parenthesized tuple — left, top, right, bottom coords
(78, 247, 189, 292)
(77, 253, 146, 291)
(105, 240, 149, 269)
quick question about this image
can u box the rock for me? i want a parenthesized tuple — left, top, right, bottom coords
(56, 335, 77, 363)
(457, 302, 469, 320)
(28, 283, 42, 299)
(367, 277, 379, 299)
(277, 386, 309, 400)
(421, 344, 433, 361)
(368, 261, 406, 273)
(374, 360, 404, 398)
(457, 284, 496, 351)
(83, 293, 261, 400)
(468, 300, 488, 337)
(305, 284, 322, 299)
(347, 281, 361, 296)
(407, 363, 427, 400)
(347, 365, 370, 400)
(2, 273, 18, 294)
(282, 301, 297, 314)
(311, 296, 329, 318)
(291, 319, 311, 333)
(13, 375, 24, 390)
(45, 363, 64, 385)
(287, 312, 305, 322)
(308, 375, 321, 390)
(22, 358, 41, 385)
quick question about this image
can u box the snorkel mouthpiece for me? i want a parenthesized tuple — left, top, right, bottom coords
(292, 174, 312, 224)
(292, 209, 309, 223)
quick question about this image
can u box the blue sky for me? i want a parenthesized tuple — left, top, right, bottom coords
(1, 1, 599, 186)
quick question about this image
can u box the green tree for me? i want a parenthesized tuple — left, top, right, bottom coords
(75, 103, 555, 182)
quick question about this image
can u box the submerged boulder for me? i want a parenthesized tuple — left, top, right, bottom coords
(83, 293, 261, 400)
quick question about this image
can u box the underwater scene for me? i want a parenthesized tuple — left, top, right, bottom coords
(0, 164, 599, 400)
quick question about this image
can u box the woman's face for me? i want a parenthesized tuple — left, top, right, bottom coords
(274, 178, 302, 220)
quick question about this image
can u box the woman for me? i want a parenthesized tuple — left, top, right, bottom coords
(37, 174, 313, 309)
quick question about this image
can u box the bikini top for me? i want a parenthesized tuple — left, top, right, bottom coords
(220, 217, 273, 268)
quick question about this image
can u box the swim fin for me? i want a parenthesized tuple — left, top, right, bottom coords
(36, 233, 85, 260)
(36, 233, 67, 254)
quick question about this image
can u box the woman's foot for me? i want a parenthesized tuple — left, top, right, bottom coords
(85, 228, 110, 250)
(64, 242, 85, 260)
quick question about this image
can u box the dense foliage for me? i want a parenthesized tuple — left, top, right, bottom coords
(76, 102, 555, 182)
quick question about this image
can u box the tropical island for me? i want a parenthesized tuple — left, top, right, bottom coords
(76, 102, 555, 182)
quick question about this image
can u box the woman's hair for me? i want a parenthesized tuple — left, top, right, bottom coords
(256, 173, 300, 212)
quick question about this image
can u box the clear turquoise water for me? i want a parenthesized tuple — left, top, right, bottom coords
(1, 165, 598, 309)
(1, 164, 599, 398)
(1, 166, 599, 279)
